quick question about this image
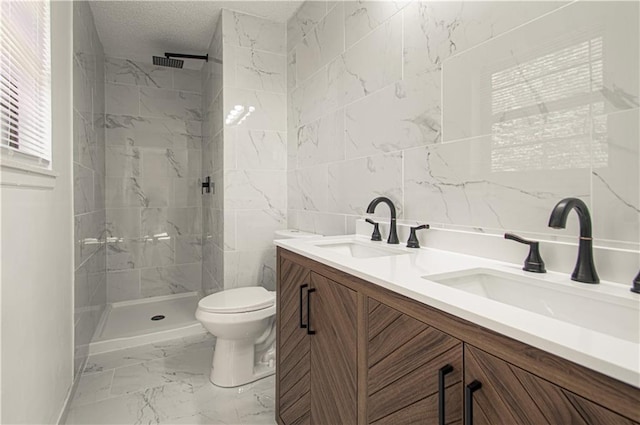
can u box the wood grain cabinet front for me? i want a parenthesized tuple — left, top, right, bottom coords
(463, 345, 637, 425)
(277, 255, 358, 425)
(367, 299, 463, 425)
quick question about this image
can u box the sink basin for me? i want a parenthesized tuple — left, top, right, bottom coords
(315, 241, 407, 259)
(423, 268, 639, 343)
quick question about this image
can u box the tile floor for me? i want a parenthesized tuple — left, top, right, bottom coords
(66, 334, 276, 424)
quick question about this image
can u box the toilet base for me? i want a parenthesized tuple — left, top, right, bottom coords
(209, 338, 275, 388)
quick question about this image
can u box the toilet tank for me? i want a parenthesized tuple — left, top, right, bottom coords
(274, 229, 321, 240)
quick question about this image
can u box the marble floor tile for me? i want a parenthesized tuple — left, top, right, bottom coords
(68, 334, 275, 424)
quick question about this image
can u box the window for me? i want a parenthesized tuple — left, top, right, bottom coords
(0, 0, 51, 168)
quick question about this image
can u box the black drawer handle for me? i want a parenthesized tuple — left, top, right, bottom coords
(307, 288, 316, 335)
(299, 284, 308, 329)
(438, 364, 454, 425)
(465, 380, 482, 425)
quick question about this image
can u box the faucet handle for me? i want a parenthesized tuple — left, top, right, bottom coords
(365, 218, 382, 241)
(631, 270, 640, 294)
(407, 224, 429, 248)
(504, 233, 546, 273)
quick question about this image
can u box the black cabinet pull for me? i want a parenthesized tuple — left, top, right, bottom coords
(465, 380, 482, 425)
(438, 364, 454, 425)
(307, 288, 316, 335)
(299, 284, 308, 329)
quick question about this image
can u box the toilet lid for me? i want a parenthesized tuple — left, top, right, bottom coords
(198, 287, 275, 314)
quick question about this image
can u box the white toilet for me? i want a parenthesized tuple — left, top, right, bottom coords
(196, 229, 320, 388)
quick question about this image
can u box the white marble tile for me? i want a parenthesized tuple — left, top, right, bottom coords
(232, 129, 286, 170)
(289, 67, 328, 127)
(288, 165, 329, 212)
(105, 56, 173, 89)
(171, 178, 202, 208)
(223, 210, 236, 251)
(140, 207, 202, 238)
(287, 0, 327, 52)
(74, 57, 93, 122)
(105, 83, 139, 116)
(339, 12, 402, 105)
(296, 3, 344, 83)
(140, 87, 201, 121)
(441, 1, 639, 143)
(105, 145, 140, 178)
(592, 109, 640, 244)
(224, 87, 286, 131)
(105, 115, 174, 148)
(402, 137, 590, 234)
(293, 210, 346, 236)
(403, 1, 568, 81)
(327, 152, 403, 216)
(224, 248, 277, 290)
(173, 68, 202, 93)
(287, 50, 297, 90)
(72, 370, 115, 407)
(106, 208, 140, 239)
(297, 108, 345, 167)
(75, 111, 99, 171)
(174, 235, 203, 265)
(224, 170, 287, 211)
(235, 209, 287, 251)
(106, 270, 141, 303)
(74, 163, 94, 215)
(345, 77, 440, 159)
(222, 9, 285, 54)
(140, 148, 189, 178)
(344, 0, 408, 49)
(140, 264, 201, 298)
(225, 45, 286, 93)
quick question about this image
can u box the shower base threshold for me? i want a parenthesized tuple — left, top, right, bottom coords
(89, 292, 206, 355)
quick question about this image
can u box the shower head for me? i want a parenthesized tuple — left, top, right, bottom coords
(152, 52, 209, 69)
(153, 56, 184, 68)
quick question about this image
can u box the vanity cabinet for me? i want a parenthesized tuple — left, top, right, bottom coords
(277, 256, 357, 425)
(464, 345, 636, 425)
(276, 248, 640, 425)
(367, 299, 463, 425)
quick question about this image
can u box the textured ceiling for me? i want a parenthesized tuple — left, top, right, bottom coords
(89, 1, 302, 70)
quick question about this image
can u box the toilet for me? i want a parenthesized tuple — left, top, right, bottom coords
(196, 229, 320, 388)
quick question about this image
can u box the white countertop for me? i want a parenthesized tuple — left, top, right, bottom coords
(275, 234, 640, 388)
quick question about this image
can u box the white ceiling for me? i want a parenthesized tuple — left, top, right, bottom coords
(89, 1, 302, 69)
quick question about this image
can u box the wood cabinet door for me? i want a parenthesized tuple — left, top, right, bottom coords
(309, 272, 358, 425)
(464, 345, 637, 425)
(367, 299, 464, 425)
(278, 257, 312, 425)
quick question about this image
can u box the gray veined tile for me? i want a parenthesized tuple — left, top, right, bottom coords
(234, 130, 287, 170)
(106, 269, 141, 303)
(344, 0, 408, 50)
(70, 370, 114, 408)
(105, 56, 173, 89)
(105, 145, 140, 178)
(106, 208, 140, 239)
(140, 264, 202, 298)
(296, 3, 344, 84)
(297, 109, 345, 167)
(287, 50, 297, 90)
(222, 9, 285, 54)
(173, 68, 202, 93)
(287, 0, 327, 52)
(226, 46, 286, 94)
(141, 207, 202, 238)
(345, 77, 441, 159)
(74, 163, 94, 216)
(105, 83, 139, 116)
(140, 87, 202, 121)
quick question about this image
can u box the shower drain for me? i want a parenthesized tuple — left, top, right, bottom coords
(151, 315, 165, 321)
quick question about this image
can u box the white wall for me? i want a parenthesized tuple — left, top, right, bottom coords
(0, 2, 75, 423)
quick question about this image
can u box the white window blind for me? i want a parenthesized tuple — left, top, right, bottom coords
(0, 0, 51, 166)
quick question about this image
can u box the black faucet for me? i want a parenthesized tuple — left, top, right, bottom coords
(548, 197, 599, 284)
(366, 197, 399, 244)
(631, 270, 640, 294)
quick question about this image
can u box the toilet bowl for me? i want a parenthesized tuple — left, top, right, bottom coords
(196, 286, 276, 387)
(196, 229, 320, 388)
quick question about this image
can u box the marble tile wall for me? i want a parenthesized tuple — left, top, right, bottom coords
(105, 57, 203, 302)
(202, 17, 225, 295)
(218, 10, 287, 291)
(73, 1, 107, 378)
(287, 1, 640, 259)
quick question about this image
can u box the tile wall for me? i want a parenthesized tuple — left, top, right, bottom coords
(202, 9, 287, 292)
(73, 1, 107, 376)
(202, 17, 224, 295)
(104, 57, 203, 301)
(287, 1, 639, 255)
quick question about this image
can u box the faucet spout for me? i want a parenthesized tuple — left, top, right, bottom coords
(366, 197, 399, 244)
(548, 197, 599, 284)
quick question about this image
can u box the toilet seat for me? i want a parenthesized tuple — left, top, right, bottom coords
(198, 287, 275, 314)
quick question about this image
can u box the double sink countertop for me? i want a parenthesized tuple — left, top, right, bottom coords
(275, 234, 640, 388)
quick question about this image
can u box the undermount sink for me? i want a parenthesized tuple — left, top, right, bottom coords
(315, 241, 407, 259)
(423, 268, 639, 343)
